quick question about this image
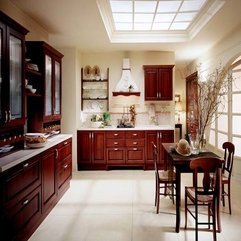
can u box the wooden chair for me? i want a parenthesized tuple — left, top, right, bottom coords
(221, 142, 235, 214)
(184, 157, 222, 241)
(152, 142, 176, 214)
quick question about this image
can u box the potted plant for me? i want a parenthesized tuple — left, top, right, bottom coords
(90, 114, 103, 128)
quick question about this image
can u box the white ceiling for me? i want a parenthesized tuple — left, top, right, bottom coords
(9, 0, 241, 65)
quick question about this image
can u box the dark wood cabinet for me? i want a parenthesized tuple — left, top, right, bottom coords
(41, 147, 57, 214)
(0, 155, 42, 241)
(145, 130, 174, 170)
(143, 65, 174, 101)
(0, 136, 72, 241)
(0, 11, 28, 127)
(77, 130, 106, 170)
(56, 138, 72, 199)
(25, 41, 63, 133)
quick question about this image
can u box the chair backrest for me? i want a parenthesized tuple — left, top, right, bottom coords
(222, 142, 235, 178)
(190, 157, 222, 196)
(152, 142, 159, 178)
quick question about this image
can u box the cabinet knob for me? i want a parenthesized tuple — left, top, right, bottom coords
(64, 164, 68, 169)
(22, 199, 29, 206)
(114, 142, 119, 145)
(23, 163, 29, 168)
(133, 148, 138, 151)
(114, 133, 119, 136)
(132, 133, 137, 136)
(114, 148, 119, 151)
(133, 142, 137, 145)
(64, 141, 68, 145)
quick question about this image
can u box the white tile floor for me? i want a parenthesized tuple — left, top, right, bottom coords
(29, 170, 241, 241)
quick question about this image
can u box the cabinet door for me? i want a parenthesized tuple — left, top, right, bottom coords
(144, 68, 158, 100)
(159, 68, 173, 100)
(54, 60, 61, 115)
(45, 54, 52, 117)
(42, 148, 57, 213)
(145, 131, 159, 167)
(0, 22, 6, 124)
(77, 131, 92, 169)
(92, 131, 106, 164)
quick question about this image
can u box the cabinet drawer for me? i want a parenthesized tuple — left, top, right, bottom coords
(57, 155, 72, 189)
(126, 147, 145, 164)
(106, 131, 125, 139)
(3, 186, 41, 240)
(2, 156, 41, 203)
(57, 138, 72, 160)
(106, 148, 125, 164)
(125, 131, 145, 139)
(106, 139, 125, 147)
(126, 139, 145, 147)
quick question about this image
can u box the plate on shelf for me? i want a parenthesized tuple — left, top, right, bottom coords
(84, 65, 92, 78)
(92, 65, 100, 77)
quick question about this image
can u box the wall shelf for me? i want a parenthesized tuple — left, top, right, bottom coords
(112, 91, 140, 96)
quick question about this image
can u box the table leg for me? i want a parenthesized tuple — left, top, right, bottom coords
(176, 170, 181, 233)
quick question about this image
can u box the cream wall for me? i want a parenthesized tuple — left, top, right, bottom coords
(188, 25, 241, 179)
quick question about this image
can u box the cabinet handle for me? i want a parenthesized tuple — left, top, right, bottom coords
(133, 148, 138, 151)
(114, 142, 119, 145)
(23, 163, 29, 168)
(22, 199, 29, 206)
(64, 141, 68, 145)
(132, 133, 137, 136)
(4, 111, 7, 123)
(64, 164, 68, 169)
(114, 133, 119, 136)
(55, 149, 59, 159)
(159, 133, 162, 139)
(133, 142, 137, 145)
(8, 110, 11, 121)
(114, 148, 119, 151)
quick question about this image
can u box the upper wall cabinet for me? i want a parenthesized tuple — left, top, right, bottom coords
(143, 65, 174, 101)
(0, 11, 28, 128)
(25, 41, 64, 133)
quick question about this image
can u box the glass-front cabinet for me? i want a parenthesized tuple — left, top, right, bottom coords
(0, 11, 28, 127)
(25, 41, 63, 133)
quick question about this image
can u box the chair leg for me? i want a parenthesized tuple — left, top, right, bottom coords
(212, 202, 217, 241)
(222, 184, 225, 207)
(184, 191, 187, 229)
(195, 200, 198, 241)
(156, 185, 160, 214)
(155, 176, 158, 207)
(228, 182, 232, 214)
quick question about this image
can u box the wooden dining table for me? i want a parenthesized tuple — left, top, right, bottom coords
(162, 143, 222, 233)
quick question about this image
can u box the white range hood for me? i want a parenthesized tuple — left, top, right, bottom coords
(115, 58, 138, 92)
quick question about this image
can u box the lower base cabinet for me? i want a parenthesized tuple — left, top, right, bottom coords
(78, 130, 173, 170)
(0, 137, 72, 241)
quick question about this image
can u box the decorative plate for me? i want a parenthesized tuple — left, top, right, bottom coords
(84, 65, 92, 78)
(92, 65, 100, 77)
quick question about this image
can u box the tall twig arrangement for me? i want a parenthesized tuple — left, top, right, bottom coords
(194, 65, 232, 145)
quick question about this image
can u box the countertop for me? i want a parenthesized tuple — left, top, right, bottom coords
(78, 125, 174, 131)
(0, 134, 72, 173)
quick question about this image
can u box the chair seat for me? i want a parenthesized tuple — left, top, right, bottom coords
(186, 187, 214, 203)
(158, 170, 176, 182)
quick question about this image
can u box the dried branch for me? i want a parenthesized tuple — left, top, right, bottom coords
(193, 65, 232, 144)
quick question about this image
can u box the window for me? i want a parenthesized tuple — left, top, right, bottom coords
(209, 56, 241, 156)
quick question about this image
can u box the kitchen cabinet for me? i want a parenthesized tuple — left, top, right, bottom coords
(56, 138, 72, 199)
(0, 135, 72, 241)
(0, 155, 42, 241)
(0, 11, 28, 127)
(145, 130, 174, 170)
(25, 41, 63, 133)
(77, 130, 106, 170)
(81, 67, 109, 112)
(106, 130, 145, 168)
(41, 147, 57, 214)
(143, 65, 174, 101)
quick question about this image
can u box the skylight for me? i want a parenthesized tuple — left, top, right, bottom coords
(97, 0, 226, 43)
